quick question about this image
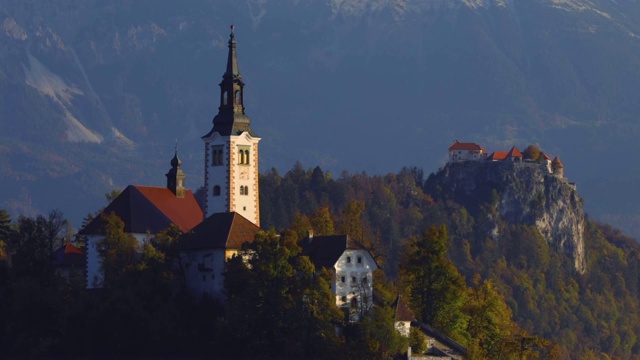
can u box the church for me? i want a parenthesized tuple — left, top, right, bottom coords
(79, 26, 376, 309)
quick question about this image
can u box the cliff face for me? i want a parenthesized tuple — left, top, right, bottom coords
(433, 161, 585, 273)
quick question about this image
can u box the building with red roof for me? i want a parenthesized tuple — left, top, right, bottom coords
(80, 150, 203, 289)
(52, 243, 86, 279)
(448, 140, 488, 163)
(505, 146, 523, 161)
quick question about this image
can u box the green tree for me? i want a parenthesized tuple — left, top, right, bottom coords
(0, 209, 11, 242)
(224, 230, 344, 358)
(464, 275, 520, 359)
(346, 305, 409, 359)
(401, 225, 469, 343)
(95, 213, 139, 287)
(310, 206, 335, 236)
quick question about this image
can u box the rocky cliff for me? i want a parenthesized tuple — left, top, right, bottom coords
(429, 160, 585, 273)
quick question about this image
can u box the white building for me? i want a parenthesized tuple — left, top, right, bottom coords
(79, 154, 203, 289)
(302, 232, 378, 320)
(178, 212, 260, 300)
(448, 140, 488, 163)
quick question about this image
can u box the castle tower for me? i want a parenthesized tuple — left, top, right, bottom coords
(202, 25, 261, 225)
(166, 146, 186, 198)
(552, 157, 564, 178)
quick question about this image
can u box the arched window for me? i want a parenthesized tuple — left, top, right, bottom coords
(213, 185, 221, 196)
(239, 150, 244, 164)
(235, 90, 241, 105)
(240, 186, 245, 195)
(222, 91, 228, 105)
(245, 150, 250, 164)
(244, 186, 249, 195)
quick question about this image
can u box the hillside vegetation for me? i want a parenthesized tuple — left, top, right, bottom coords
(260, 163, 640, 359)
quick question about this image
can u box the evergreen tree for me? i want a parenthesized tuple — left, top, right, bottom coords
(400, 225, 469, 343)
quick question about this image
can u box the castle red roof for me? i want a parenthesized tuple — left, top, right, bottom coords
(506, 146, 523, 158)
(448, 140, 487, 153)
(487, 151, 508, 161)
(540, 152, 553, 161)
(552, 157, 564, 168)
(79, 185, 203, 235)
(178, 212, 261, 250)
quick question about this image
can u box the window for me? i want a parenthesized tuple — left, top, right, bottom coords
(212, 146, 223, 166)
(351, 276, 356, 283)
(213, 185, 221, 196)
(240, 186, 245, 195)
(362, 276, 368, 284)
(341, 276, 345, 283)
(235, 90, 241, 105)
(240, 186, 249, 196)
(238, 146, 250, 165)
(357, 256, 362, 264)
(222, 91, 228, 105)
(346, 256, 351, 263)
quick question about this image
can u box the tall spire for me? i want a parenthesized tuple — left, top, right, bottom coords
(225, 24, 241, 81)
(204, 25, 257, 138)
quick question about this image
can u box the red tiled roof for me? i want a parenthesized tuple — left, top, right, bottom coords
(552, 157, 564, 168)
(80, 185, 203, 235)
(506, 146, 523, 158)
(393, 296, 415, 322)
(448, 140, 487, 153)
(134, 186, 203, 232)
(52, 243, 85, 267)
(487, 151, 508, 161)
(540, 152, 553, 161)
(178, 212, 261, 250)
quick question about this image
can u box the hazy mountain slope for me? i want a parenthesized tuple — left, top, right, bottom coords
(2, 0, 640, 236)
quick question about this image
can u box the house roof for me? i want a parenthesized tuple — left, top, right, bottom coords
(540, 152, 553, 161)
(552, 157, 564, 168)
(79, 185, 203, 235)
(487, 151, 508, 161)
(301, 234, 375, 269)
(414, 320, 467, 356)
(178, 212, 261, 251)
(506, 146, 523, 158)
(448, 140, 487, 153)
(51, 243, 85, 267)
(392, 296, 415, 322)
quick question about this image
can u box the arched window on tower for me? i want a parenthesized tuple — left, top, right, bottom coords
(222, 91, 228, 105)
(244, 186, 249, 195)
(235, 90, 241, 105)
(244, 150, 250, 164)
(240, 186, 245, 195)
(213, 185, 221, 196)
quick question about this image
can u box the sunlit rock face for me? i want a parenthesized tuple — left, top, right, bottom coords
(430, 160, 585, 273)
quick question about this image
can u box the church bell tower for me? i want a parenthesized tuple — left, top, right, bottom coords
(202, 25, 261, 226)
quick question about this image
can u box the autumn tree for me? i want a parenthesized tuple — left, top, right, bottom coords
(523, 145, 541, 161)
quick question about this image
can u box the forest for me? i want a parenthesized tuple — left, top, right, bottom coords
(0, 162, 639, 359)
